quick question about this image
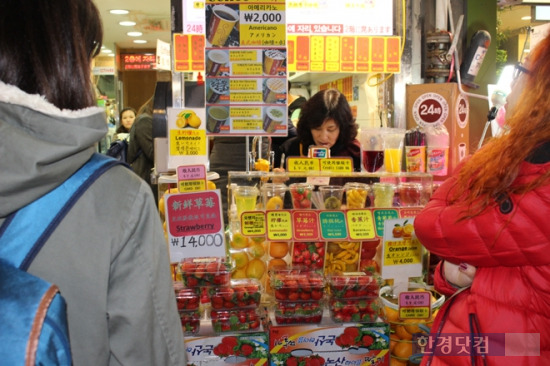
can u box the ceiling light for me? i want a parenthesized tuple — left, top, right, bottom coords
(521, 16, 532, 20)
(127, 31, 143, 37)
(110, 9, 129, 15)
(101, 49, 112, 54)
(119, 21, 136, 27)
(133, 40, 147, 44)
(108, 53, 115, 57)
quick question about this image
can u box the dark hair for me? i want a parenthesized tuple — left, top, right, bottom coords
(0, 0, 103, 110)
(116, 107, 137, 134)
(296, 89, 358, 150)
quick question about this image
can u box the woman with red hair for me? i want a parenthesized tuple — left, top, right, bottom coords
(414, 32, 550, 365)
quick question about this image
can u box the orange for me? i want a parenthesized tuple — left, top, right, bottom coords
(385, 306, 400, 323)
(403, 319, 426, 335)
(268, 258, 287, 270)
(395, 325, 413, 340)
(269, 242, 289, 258)
(393, 341, 413, 360)
(207, 181, 216, 190)
(389, 357, 408, 366)
(246, 259, 266, 280)
(389, 334, 400, 353)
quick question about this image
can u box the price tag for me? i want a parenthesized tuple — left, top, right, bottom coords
(266, 210, 292, 240)
(241, 211, 266, 237)
(346, 209, 376, 240)
(399, 291, 431, 320)
(165, 191, 225, 261)
(380, 217, 423, 281)
(319, 211, 348, 240)
(177, 165, 207, 192)
(292, 210, 320, 241)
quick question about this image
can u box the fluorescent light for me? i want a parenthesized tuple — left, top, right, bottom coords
(119, 21, 136, 27)
(101, 49, 112, 54)
(108, 53, 115, 57)
(133, 40, 147, 44)
(110, 9, 129, 15)
(127, 31, 143, 37)
(521, 16, 532, 20)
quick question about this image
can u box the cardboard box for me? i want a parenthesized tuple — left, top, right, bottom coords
(406, 83, 469, 179)
(269, 314, 390, 366)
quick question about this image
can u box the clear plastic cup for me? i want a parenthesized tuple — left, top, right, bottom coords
(383, 130, 405, 173)
(319, 185, 344, 210)
(289, 183, 314, 209)
(372, 183, 396, 208)
(344, 182, 371, 209)
(398, 182, 423, 207)
(233, 186, 259, 219)
(261, 183, 287, 210)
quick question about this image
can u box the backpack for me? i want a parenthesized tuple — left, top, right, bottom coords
(106, 138, 129, 162)
(0, 153, 122, 366)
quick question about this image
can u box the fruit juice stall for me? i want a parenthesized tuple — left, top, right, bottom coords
(158, 165, 445, 365)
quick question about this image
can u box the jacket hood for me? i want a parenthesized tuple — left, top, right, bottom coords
(0, 81, 108, 216)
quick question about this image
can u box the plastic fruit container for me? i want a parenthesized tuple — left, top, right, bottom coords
(175, 286, 200, 311)
(210, 308, 261, 333)
(344, 182, 371, 209)
(209, 279, 261, 309)
(329, 297, 383, 323)
(179, 309, 201, 335)
(274, 301, 323, 324)
(289, 183, 314, 209)
(328, 273, 381, 298)
(180, 257, 231, 288)
(271, 268, 324, 302)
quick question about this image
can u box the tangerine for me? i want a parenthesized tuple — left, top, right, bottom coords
(231, 251, 249, 269)
(231, 268, 247, 279)
(389, 357, 408, 366)
(249, 243, 266, 258)
(385, 306, 400, 323)
(246, 259, 266, 280)
(395, 325, 413, 340)
(393, 341, 413, 360)
(389, 334, 400, 353)
(269, 242, 289, 258)
(230, 232, 249, 249)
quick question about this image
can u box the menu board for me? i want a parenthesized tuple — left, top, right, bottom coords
(204, 0, 288, 137)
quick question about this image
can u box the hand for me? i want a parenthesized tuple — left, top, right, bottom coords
(443, 261, 476, 288)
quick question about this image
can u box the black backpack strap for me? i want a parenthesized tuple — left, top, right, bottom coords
(0, 153, 123, 270)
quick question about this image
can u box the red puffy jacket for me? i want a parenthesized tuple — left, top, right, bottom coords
(414, 159, 550, 365)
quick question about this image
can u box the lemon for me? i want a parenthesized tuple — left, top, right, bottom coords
(187, 114, 201, 128)
(176, 117, 187, 128)
(266, 196, 284, 210)
(249, 243, 266, 258)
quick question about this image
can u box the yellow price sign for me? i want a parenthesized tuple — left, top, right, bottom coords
(346, 209, 376, 240)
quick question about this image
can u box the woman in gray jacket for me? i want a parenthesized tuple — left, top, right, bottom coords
(0, 1, 186, 365)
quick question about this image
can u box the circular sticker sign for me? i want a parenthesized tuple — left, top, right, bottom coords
(456, 94, 469, 129)
(412, 92, 449, 127)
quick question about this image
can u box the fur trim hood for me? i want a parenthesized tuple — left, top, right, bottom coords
(0, 81, 108, 216)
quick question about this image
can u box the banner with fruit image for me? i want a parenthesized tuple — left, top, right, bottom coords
(269, 323, 390, 365)
(186, 333, 269, 365)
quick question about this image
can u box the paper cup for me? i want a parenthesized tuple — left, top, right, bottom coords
(263, 107, 285, 133)
(263, 49, 286, 75)
(427, 147, 449, 176)
(206, 78, 229, 103)
(263, 78, 286, 104)
(206, 50, 229, 76)
(206, 106, 229, 133)
(405, 146, 426, 172)
(206, 5, 238, 47)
